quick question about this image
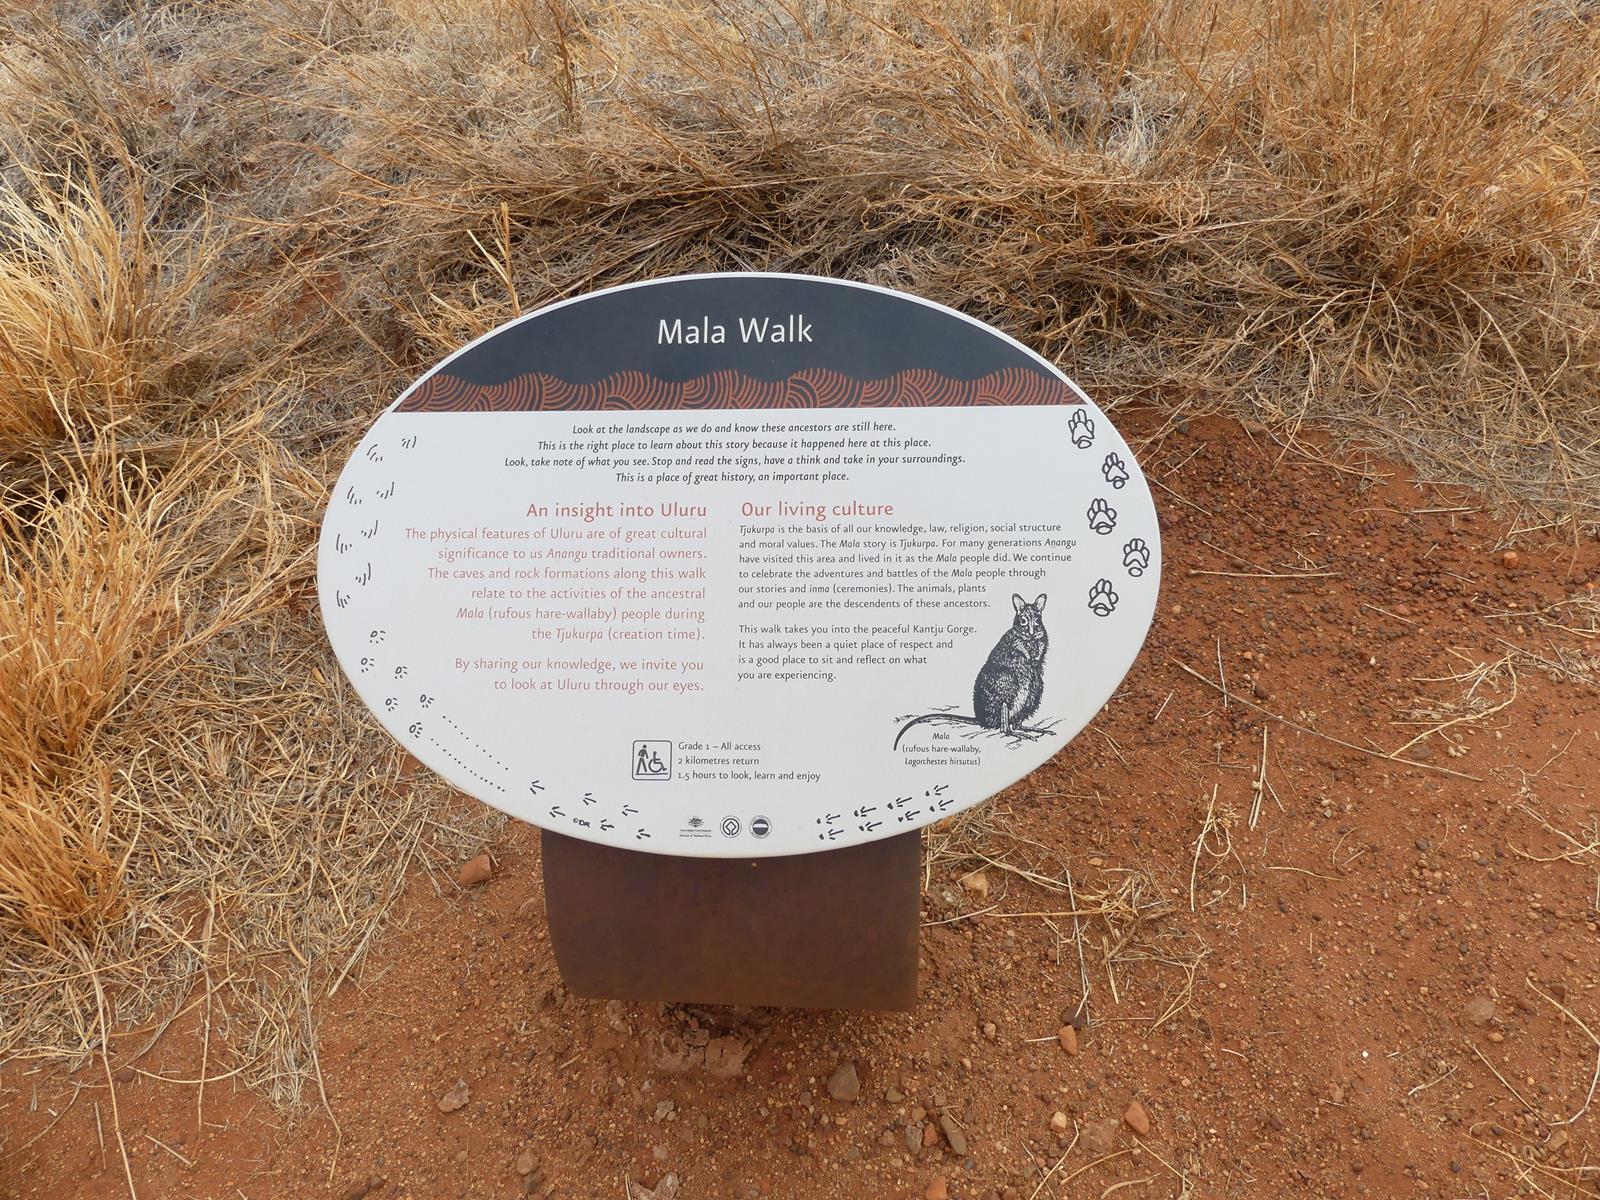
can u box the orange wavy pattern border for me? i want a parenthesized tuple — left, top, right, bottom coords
(396, 367, 1081, 413)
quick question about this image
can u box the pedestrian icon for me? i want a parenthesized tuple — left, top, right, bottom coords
(632, 740, 671, 780)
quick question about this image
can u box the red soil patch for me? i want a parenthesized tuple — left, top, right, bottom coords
(6, 414, 1599, 1199)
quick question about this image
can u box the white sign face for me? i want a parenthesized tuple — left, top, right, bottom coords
(320, 274, 1160, 857)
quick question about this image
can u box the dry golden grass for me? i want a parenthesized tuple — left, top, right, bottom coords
(1, 0, 1597, 1104)
(0, 171, 183, 446)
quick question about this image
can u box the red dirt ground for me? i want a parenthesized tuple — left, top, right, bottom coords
(5, 414, 1600, 1200)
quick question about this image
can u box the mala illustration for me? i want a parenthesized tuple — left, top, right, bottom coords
(893, 593, 1055, 750)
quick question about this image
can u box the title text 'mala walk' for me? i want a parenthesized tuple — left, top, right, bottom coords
(657, 314, 813, 345)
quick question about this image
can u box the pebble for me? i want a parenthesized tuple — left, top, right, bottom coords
(634, 1174, 679, 1200)
(959, 869, 991, 898)
(1123, 1100, 1151, 1136)
(514, 1149, 538, 1176)
(1080, 1117, 1120, 1155)
(925, 1177, 950, 1200)
(939, 1113, 968, 1156)
(436, 1079, 470, 1113)
(1464, 995, 1496, 1027)
(1057, 1025, 1078, 1055)
(826, 1061, 861, 1102)
(112, 1067, 136, 1085)
(705, 1036, 750, 1079)
(457, 854, 493, 886)
(1049, 1111, 1069, 1135)
(1502, 550, 1520, 569)
(981, 1021, 998, 1041)
(885, 1087, 905, 1103)
(922, 1121, 941, 1148)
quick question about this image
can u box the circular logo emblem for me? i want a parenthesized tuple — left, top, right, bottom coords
(750, 815, 771, 839)
(719, 816, 742, 838)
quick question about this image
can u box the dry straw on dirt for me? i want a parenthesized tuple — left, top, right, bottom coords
(3, 0, 1598, 1103)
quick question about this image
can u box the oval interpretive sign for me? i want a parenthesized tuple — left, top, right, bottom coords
(319, 274, 1160, 856)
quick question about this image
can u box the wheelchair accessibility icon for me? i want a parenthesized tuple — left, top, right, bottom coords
(632, 740, 672, 780)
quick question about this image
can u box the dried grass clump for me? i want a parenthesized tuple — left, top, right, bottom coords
(0, 463, 170, 945)
(305, 0, 1600, 518)
(0, 432, 501, 1101)
(0, 167, 214, 449)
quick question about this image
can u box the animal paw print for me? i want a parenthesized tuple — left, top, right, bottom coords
(1069, 409, 1096, 449)
(1122, 537, 1151, 577)
(1101, 452, 1130, 490)
(1087, 578, 1120, 617)
(1086, 497, 1118, 535)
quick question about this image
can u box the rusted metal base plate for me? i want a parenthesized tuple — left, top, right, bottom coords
(542, 829, 920, 1010)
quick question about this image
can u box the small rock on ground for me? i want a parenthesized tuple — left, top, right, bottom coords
(1123, 1100, 1151, 1136)
(826, 1060, 861, 1102)
(1080, 1117, 1120, 1155)
(939, 1112, 968, 1156)
(704, 1036, 751, 1079)
(1464, 995, 1496, 1027)
(633, 1174, 679, 1200)
(1049, 1111, 1069, 1135)
(925, 1177, 950, 1200)
(1057, 1024, 1078, 1055)
(457, 854, 493, 886)
(436, 1079, 470, 1113)
(514, 1148, 538, 1176)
